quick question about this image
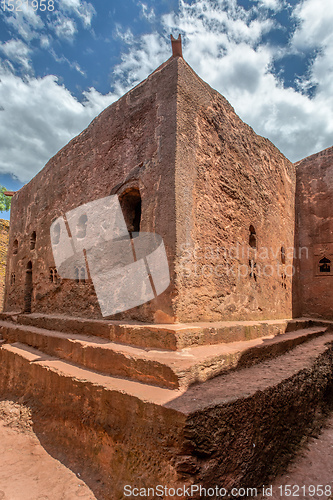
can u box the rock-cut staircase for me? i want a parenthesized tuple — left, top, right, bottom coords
(0, 312, 332, 500)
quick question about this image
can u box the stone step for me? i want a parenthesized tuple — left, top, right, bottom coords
(0, 320, 327, 389)
(0, 333, 333, 499)
(0, 311, 326, 350)
(0, 342, 178, 405)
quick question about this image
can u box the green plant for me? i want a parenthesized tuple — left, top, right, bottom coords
(0, 186, 11, 213)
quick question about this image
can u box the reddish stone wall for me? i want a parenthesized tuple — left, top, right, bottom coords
(4, 57, 179, 322)
(0, 219, 9, 311)
(4, 56, 297, 323)
(295, 146, 333, 320)
(173, 60, 296, 321)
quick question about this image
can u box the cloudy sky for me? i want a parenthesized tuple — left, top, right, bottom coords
(0, 0, 333, 218)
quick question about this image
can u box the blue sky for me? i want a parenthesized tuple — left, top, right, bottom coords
(1, 0, 333, 219)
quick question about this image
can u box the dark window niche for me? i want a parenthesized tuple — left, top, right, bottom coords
(30, 231, 36, 250)
(13, 239, 18, 255)
(249, 225, 257, 249)
(49, 267, 59, 283)
(119, 188, 142, 235)
(319, 257, 331, 273)
(281, 246, 286, 265)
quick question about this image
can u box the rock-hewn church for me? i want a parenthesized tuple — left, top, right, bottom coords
(0, 36, 332, 499)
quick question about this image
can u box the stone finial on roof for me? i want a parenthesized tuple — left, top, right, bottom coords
(170, 34, 183, 58)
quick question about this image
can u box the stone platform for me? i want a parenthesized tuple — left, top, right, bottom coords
(0, 313, 332, 499)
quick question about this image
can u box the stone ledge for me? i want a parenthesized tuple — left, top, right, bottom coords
(0, 311, 328, 350)
(0, 320, 327, 389)
(0, 334, 333, 498)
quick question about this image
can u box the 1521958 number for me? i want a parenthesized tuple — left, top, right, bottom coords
(278, 485, 332, 497)
(1, 0, 54, 11)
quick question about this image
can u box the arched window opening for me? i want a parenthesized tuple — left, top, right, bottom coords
(49, 267, 58, 284)
(281, 246, 286, 265)
(74, 265, 86, 283)
(13, 239, 18, 255)
(10, 272, 15, 285)
(119, 188, 142, 235)
(319, 257, 331, 273)
(80, 267, 86, 282)
(52, 223, 60, 245)
(24, 261, 33, 313)
(76, 214, 88, 239)
(74, 266, 79, 283)
(30, 231, 36, 250)
(249, 225, 257, 249)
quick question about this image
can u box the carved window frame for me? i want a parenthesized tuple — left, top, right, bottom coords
(315, 255, 333, 277)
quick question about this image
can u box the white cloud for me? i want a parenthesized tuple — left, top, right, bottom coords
(164, 0, 274, 47)
(73, 62, 86, 76)
(52, 13, 77, 40)
(40, 35, 51, 49)
(281, 0, 333, 157)
(0, 68, 117, 182)
(292, 0, 333, 49)
(0, 39, 33, 72)
(111, 0, 333, 162)
(49, 48, 86, 75)
(257, 0, 283, 12)
(114, 26, 135, 45)
(290, 0, 333, 96)
(1, 0, 95, 44)
(1, 0, 333, 185)
(76, 1, 96, 27)
(4, 5, 44, 42)
(139, 2, 156, 22)
(58, 0, 96, 28)
(113, 31, 169, 94)
(60, 0, 81, 7)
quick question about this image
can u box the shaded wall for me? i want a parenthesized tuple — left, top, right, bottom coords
(4, 58, 179, 322)
(0, 219, 9, 310)
(295, 146, 333, 320)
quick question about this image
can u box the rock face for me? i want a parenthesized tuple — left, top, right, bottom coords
(4, 54, 296, 322)
(2, 43, 333, 500)
(174, 62, 295, 321)
(0, 313, 332, 499)
(295, 146, 333, 320)
(0, 219, 9, 311)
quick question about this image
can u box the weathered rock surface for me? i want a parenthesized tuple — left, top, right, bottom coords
(0, 312, 332, 499)
(295, 146, 333, 320)
(1, 45, 333, 500)
(4, 55, 295, 323)
(0, 219, 9, 311)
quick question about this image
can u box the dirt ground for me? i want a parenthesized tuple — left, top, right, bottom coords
(259, 415, 333, 500)
(0, 399, 332, 500)
(0, 400, 97, 500)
